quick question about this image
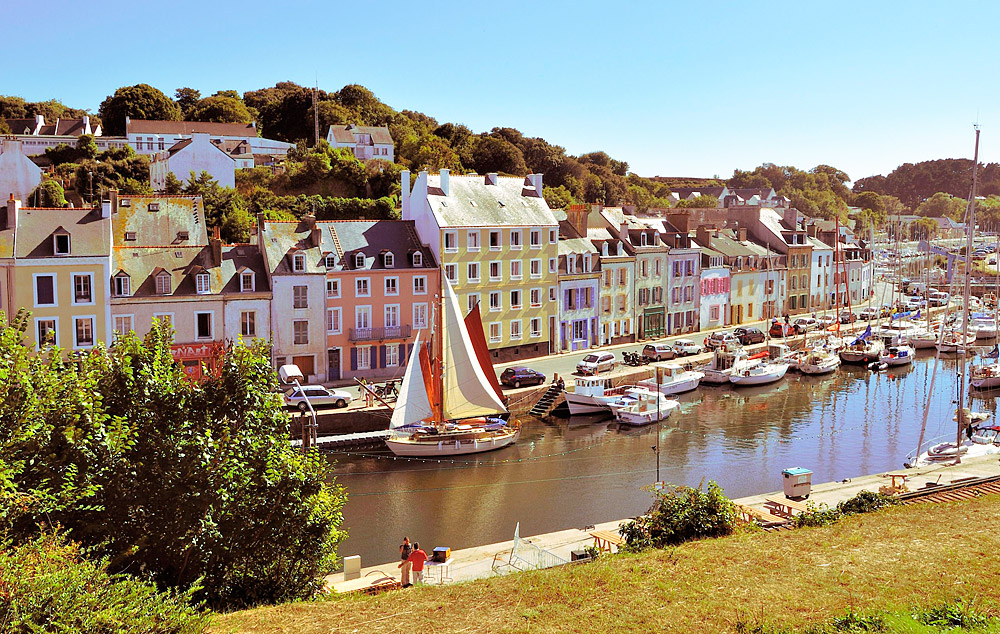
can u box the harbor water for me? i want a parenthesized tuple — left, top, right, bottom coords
(327, 351, 997, 566)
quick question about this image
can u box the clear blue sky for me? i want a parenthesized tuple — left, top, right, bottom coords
(6, 0, 998, 182)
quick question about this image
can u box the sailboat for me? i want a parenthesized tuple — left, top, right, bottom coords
(384, 280, 520, 456)
(838, 324, 884, 364)
(970, 345, 1000, 389)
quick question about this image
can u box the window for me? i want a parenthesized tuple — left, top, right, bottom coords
(489, 230, 502, 250)
(386, 345, 400, 367)
(153, 313, 173, 327)
(413, 303, 428, 329)
(413, 276, 426, 294)
(327, 279, 340, 298)
(530, 288, 541, 307)
(549, 228, 557, 244)
(325, 253, 336, 268)
(356, 345, 372, 369)
(444, 231, 458, 253)
(124, 231, 137, 241)
(549, 286, 557, 301)
(467, 230, 480, 251)
(510, 230, 522, 250)
(445, 264, 458, 283)
(530, 259, 542, 279)
(196, 312, 213, 340)
(510, 260, 522, 280)
(384, 304, 400, 328)
(673, 261, 681, 277)
(489, 291, 502, 312)
(293, 320, 308, 345)
(240, 272, 255, 292)
(355, 306, 371, 329)
(385, 276, 399, 296)
(113, 315, 133, 334)
(155, 272, 171, 295)
(584, 255, 591, 273)
(383, 252, 394, 268)
(487, 322, 501, 343)
(618, 269, 627, 286)
(603, 270, 611, 287)
(640, 259, 648, 278)
(510, 290, 522, 309)
(530, 230, 541, 249)
(54, 233, 70, 255)
(355, 278, 370, 297)
(510, 320, 522, 340)
(293, 253, 306, 272)
(241, 311, 256, 337)
(530, 318, 541, 337)
(467, 293, 480, 313)
(36, 318, 57, 347)
(354, 252, 365, 269)
(685, 260, 694, 276)
(489, 261, 502, 282)
(327, 308, 342, 334)
(412, 251, 423, 267)
(196, 272, 210, 294)
(549, 258, 557, 273)
(293, 285, 308, 308)
(468, 262, 480, 283)
(34, 273, 56, 306)
(74, 317, 94, 348)
(73, 273, 93, 304)
(567, 257, 576, 274)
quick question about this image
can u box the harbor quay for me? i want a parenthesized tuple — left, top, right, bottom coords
(329, 451, 1000, 591)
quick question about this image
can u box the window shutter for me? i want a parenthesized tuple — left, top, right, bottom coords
(350, 347, 357, 371)
(379, 345, 387, 368)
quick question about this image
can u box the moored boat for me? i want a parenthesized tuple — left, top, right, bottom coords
(638, 363, 704, 395)
(613, 388, 680, 426)
(839, 325, 885, 364)
(728, 361, 789, 386)
(564, 376, 631, 415)
(798, 348, 841, 375)
(878, 344, 915, 367)
(700, 346, 762, 385)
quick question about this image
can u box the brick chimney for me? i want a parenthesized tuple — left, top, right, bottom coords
(565, 205, 589, 238)
(210, 226, 222, 265)
(696, 225, 713, 249)
(667, 212, 691, 233)
(440, 168, 450, 196)
(738, 227, 748, 242)
(6, 194, 20, 230)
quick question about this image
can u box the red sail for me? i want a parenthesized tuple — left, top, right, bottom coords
(464, 303, 505, 402)
(418, 340, 439, 420)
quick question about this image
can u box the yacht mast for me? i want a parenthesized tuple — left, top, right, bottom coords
(957, 125, 981, 462)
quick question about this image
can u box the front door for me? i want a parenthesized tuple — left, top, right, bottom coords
(328, 348, 341, 381)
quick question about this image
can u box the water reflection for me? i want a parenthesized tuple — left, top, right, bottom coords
(330, 352, 997, 566)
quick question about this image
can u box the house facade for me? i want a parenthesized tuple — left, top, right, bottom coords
(326, 124, 394, 162)
(2, 114, 128, 156)
(807, 236, 834, 311)
(661, 214, 701, 335)
(591, 231, 635, 346)
(599, 208, 667, 339)
(402, 169, 559, 362)
(694, 226, 730, 330)
(556, 235, 600, 352)
(125, 118, 293, 157)
(0, 139, 43, 201)
(150, 133, 236, 190)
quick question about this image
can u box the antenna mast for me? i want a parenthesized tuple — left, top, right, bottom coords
(312, 80, 320, 147)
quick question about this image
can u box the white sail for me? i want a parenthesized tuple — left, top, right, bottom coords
(440, 279, 508, 419)
(389, 333, 433, 429)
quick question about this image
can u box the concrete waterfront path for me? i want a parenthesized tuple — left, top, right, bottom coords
(328, 450, 1000, 591)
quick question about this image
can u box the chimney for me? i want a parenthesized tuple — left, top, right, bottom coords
(34, 113, 44, 132)
(667, 212, 691, 233)
(210, 226, 222, 265)
(485, 172, 497, 187)
(440, 168, 450, 196)
(527, 173, 543, 197)
(738, 227, 748, 242)
(565, 205, 589, 237)
(400, 170, 411, 218)
(696, 225, 712, 249)
(302, 213, 320, 247)
(101, 188, 117, 219)
(6, 194, 20, 230)
(619, 222, 629, 242)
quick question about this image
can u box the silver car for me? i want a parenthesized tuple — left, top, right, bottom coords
(577, 352, 616, 375)
(284, 385, 353, 411)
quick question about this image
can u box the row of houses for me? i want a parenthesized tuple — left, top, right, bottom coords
(0, 171, 874, 385)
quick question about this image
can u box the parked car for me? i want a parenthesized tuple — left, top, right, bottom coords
(500, 366, 546, 388)
(733, 326, 765, 345)
(793, 317, 819, 334)
(839, 311, 857, 324)
(672, 339, 704, 356)
(284, 385, 352, 411)
(705, 331, 740, 350)
(928, 291, 950, 307)
(642, 343, 676, 362)
(577, 352, 616, 375)
(816, 314, 837, 328)
(858, 307, 880, 321)
(769, 322, 795, 338)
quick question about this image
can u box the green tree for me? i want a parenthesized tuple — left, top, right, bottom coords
(30, 179, 68, 207)
(465, 135, 527, 175)
(915, 192, 966, 220)
(98, 84, 181, 136)
(913, 217, 938, 240)
(543, 184, 576, 210)
(186, 95, 253, 123)
(853, 190, 884, 213)
(76, 134, 98, 159)
(164, 171, 185, 194)
(174, 87, 201, 117)
(674, 195, 719, 208)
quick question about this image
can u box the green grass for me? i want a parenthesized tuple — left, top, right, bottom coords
(212, 494, 1000, 633)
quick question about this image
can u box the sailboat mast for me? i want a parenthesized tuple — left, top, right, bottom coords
(957, 125, 981, 462)
(432, 275, 444, 423)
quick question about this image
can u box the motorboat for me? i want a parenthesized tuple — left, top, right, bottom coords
(699, 346, 762, 385)
(935, 329, 976, 354)
(970, 313, 998, 339)
(564, 376, 632, 416)
(971, 426, 1000, 445)
(910, 330, 940, 349)
(639, 363, 704, 395)
(613, 388, 680, 426)
(798, 348, 841, 375)
(878, 344, 914, 367)
(877, 320, 924, 346)
(728, 361, 789, 386)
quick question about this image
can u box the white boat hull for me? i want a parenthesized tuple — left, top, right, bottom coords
(385, 428, 520, 456)
(615, 401, 679, 427)
(799, 358, 840, 375)
(699, 369, 731, 385)
(878, 346, 915, 367)
(971, 365, 1000, 389)
(911, 335, 938, 349)
(564, 392, 616, 416)
(729, 364, 789, 386)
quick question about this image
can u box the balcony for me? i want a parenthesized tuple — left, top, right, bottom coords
(349, 325, 412, 342)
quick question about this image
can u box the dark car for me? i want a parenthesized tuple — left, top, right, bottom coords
(769, 322, 795, 338)
(839, 311, 857, 324)
(733, 326, 765, 345)
(500, 366, 546, 388)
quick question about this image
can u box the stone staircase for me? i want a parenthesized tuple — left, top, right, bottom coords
(528, 383, 565, 418)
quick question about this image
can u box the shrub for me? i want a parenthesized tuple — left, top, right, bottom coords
(793, 503, 842, 528)
(619, 481, 738, 550)
(794, 491, 900, 529)
(0, 531, 208, 634)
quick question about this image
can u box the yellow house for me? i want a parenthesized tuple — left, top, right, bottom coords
(401, 170, 559, 362)
(4, 197, 112, 350)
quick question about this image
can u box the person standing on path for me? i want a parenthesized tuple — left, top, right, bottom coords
(398, 537, 413, 587)
(408, 542, 428, 586)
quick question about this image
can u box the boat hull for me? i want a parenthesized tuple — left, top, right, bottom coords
(564, 392, 616, 415)
(615, 402, 678, 427)
(729, 364, 789, 386)
(799, 359, 840, 375)
(385, 428, 520, 456)
(700, 370, 732, 385)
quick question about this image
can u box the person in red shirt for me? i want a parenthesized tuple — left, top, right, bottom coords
(407, 542, 428, 586)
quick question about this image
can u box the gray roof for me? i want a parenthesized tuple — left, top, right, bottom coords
(15, 208, 111, 259)
(112, 195, 208, 247)
(326, 220, 435, 270)
(558, 237, 598, 256)
(261, 220, 326, 275)
(710, 230, 757, 258)
(328, 124, 393, 145)
(426, 174, 558, 227)
(112, 243, 269, 297)
(127, 119, 257, 137)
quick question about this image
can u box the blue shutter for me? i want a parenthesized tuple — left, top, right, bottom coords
(379, 345, 386, 369)
(350, 347, 357, 371)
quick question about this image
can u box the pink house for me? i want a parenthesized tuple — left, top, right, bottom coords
(323, 220, 438, 382)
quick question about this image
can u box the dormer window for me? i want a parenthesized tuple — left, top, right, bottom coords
(383, 252, 394, 268)
(640, 232, 648, 247)
(120, 198, 131, 207)
(124, 231, 137, 241)
(292, 253, 305, 272)
(155, 271, 171, 295)
(240, 271, 255, 292)
(412, 251, 423, 267)
(325, 253, 336, 268)
(114, 273, 131, 297)
(177, 231, 189, 241)
(53, 232, 70, 255)
(195, 272, 210, 294)
(148, 203, 160, 212)
(354, 252, 365, 269)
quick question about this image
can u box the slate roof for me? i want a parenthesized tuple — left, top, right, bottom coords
(730, 187, 777, 200)
(14, 208, 110, 259)
(710, 230, 758, 258)
(3, 117, 92, 137)
(328, 124, 393, 145)
(425, 174, 557, 227)
(127, 119, 258, 137)
(807, 236, 833, 251)
(261, 220, 327, 275)
(326, 220, 435, 271)
(671, 186, 727, 199)
(558, 237, 598, 256)
(112, 243, 269, 297)
(111, 196, 209, 246)
(211, 138, 253, 156)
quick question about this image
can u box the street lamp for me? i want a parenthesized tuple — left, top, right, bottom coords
(88, 171, 93, 204)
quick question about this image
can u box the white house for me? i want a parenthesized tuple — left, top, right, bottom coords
(808, 236, 834, 311)
(326, 124, 394, 161)
(126, 118, 293, 156)
(0, 139, 42, 201)
(150, 133, 236, 190)
(2, 114, 127, 156)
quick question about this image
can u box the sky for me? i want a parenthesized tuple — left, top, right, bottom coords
(5, 0, 1000, 183)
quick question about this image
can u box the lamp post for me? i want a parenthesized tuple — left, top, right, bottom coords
(88, 171, 93, 204)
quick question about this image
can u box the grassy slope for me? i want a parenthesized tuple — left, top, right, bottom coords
(213, 495, 1000, 634)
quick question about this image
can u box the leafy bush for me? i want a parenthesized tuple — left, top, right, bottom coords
(794, 491, 900, 529)
(793, 503, 842, 528)
(619, 481, 738, 550)
(0, 531, 208, 634)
